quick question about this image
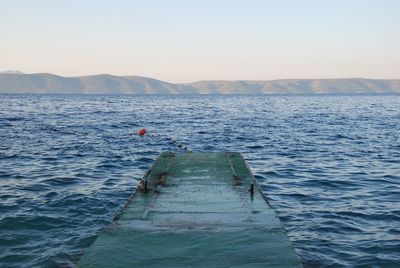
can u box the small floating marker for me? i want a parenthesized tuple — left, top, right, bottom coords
(137, 128, 147, 136)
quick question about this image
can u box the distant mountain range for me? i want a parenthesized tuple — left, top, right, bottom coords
(0, 71, 399, 94)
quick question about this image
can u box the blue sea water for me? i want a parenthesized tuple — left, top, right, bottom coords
(0, 94, 399, 267)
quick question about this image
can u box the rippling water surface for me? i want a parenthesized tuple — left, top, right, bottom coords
(1, 94, 399, 267)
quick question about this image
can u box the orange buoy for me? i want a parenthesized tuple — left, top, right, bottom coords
(137, 128, 147, 136)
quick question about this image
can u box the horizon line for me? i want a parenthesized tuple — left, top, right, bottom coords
(1, 70, 399, 84)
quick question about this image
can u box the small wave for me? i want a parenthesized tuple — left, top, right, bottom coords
(42, 177, 80, 186)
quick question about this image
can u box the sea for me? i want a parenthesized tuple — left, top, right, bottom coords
(0, 94, 399, 267)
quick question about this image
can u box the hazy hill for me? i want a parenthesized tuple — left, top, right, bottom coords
(0, 72, 399, 94)
(190, 79, 400, 94)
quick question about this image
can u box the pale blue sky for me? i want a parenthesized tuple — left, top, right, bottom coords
(1, 0, 399, 82)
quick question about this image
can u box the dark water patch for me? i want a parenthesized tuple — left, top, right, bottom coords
(42, 177, 80, 186)
(1, 116, 26, 122)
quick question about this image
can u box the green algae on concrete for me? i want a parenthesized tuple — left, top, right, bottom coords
(78, 152, 302, 267)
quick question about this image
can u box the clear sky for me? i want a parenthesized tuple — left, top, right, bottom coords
(0, 0, 399, 82)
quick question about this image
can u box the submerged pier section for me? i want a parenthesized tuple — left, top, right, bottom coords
(79, 152, 302, 267)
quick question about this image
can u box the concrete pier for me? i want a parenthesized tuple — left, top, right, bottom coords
(78, 152, 302, 267)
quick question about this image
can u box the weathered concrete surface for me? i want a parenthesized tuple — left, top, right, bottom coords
(78, 152, 302, 267)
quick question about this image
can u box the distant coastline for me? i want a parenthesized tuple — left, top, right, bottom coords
(1, 72, 399, 94)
